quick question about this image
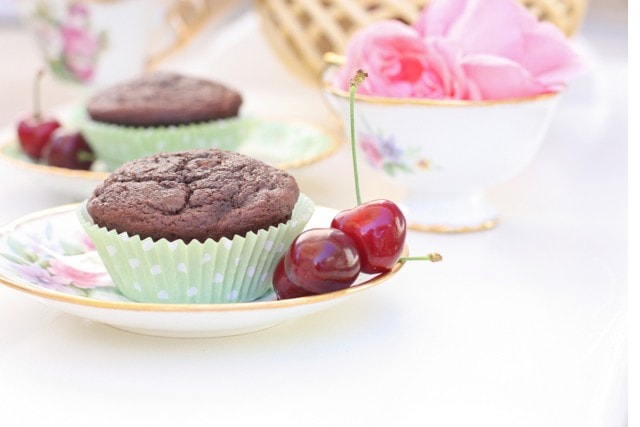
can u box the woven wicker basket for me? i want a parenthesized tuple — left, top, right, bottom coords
(255, 0, 588, 82)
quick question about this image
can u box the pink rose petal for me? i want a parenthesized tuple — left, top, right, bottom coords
(514, 23, 585, 88)
(413, 0, 468, 38)
(462, 54, 548, 100)
(335, 20, 430, 97)
(415, 0, 538, 56)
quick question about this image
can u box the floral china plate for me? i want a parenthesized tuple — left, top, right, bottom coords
(0, 117, 341, 200)
(0, 204, 405, 338)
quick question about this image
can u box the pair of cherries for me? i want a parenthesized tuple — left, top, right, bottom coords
(17, 70, 94, 170)
(273, 199, 407, 299)
(272, 69, 411, 300)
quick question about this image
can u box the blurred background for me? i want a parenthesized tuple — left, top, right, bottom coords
(0, 0, 627, 125)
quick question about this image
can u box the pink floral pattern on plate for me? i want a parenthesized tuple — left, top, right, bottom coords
(31, 1, 107, 83)
(0, 215, 122, 300)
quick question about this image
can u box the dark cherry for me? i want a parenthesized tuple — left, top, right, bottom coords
(269, 70, 431, 300)
(283, 228, 361, 294)
(43, 129, 95, 170)
(16, 69, 61, 160)
(17, 117, 61, 160)
(331, 199, 406, 274)
(272, 258, 316, 300)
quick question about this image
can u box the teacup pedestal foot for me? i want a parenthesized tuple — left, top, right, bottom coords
(402, 191, 499, 233)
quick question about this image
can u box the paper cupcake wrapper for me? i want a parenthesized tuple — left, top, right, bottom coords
(76, 194, 315, 304)
(76, 109, 252, 171)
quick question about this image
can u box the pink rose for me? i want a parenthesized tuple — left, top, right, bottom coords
(334, 0, 584, 100)
(334, 20, 478, 99)
(414, 0, 584, 99)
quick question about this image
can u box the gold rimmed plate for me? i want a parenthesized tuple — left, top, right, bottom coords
(0, 204, 406, 338)
(0, 116, 341, 200)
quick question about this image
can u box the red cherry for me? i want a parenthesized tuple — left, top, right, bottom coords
(283, 228, 361, 294)
(17, 117, 61, 160)
(43, 129, 95, 170)
(272, 258, 316, 300)
(331, 199, 406, 274)
(16, 69, 61, 160)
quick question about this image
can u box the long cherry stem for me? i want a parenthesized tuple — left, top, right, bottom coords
(349, 70, 368, 206)
(33, 69, 45, 121)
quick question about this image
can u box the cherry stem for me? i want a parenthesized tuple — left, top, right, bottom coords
(349, 69, 368, 206)
(77, 150, 96, 163)
(400, 253, 443, 263)
(33, 69, 45, 121)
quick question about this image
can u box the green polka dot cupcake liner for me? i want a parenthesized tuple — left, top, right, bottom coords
(76, 194, 315, 304)
(76, 109, 251, 171)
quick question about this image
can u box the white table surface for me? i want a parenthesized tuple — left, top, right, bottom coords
(0, 3, 628, 427)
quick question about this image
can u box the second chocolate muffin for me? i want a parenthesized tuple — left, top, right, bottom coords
(86, 72, 243, 127)
(87, 149, 300, 243)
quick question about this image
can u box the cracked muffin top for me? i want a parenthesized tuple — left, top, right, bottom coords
(86, 72, 243, 127)
(86, 149, 300, 242)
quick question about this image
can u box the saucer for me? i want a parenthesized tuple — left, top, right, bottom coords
(0, 204, 405, 338)
(0, 117, 341, 200)
(0, 131, 110, 200)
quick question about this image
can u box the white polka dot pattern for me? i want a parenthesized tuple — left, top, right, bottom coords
(247, 266, 256, 278)
(80, 194, 315, 303)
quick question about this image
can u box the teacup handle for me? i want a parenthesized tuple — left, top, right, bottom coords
(321, 52, 347, 119)
(146, 0, 210, 69)
(323, 52, 345, 67)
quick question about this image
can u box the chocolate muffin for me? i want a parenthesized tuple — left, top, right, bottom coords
(87, 149, 300, 243)
(86, 72, 243, 127)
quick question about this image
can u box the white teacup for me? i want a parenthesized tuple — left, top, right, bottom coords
(18, 0, 208, 88)
(323, 62, 561, 232)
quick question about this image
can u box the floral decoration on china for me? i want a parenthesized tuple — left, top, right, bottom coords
(358, 120, 434, 176)
(333, 0, 585, 100)
(31, 1, 107, 83)
(0, 221, 120, 299)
